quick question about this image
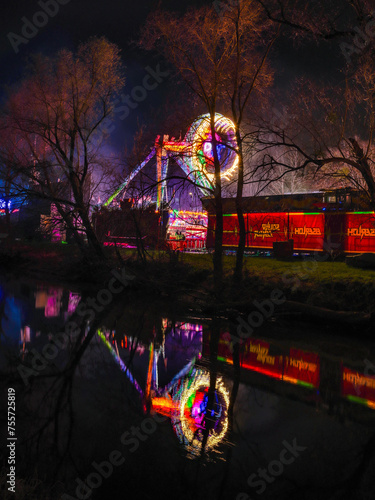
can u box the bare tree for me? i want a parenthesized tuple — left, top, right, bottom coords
(140, 5, 244, 293)
(219, 0, 276, 282)
(256, 56, 375, 208)
(253, 146, 313, 195)
(140, 1, 276, 287)
(1, 37, 124, 262)
(254, 0, 373, 41)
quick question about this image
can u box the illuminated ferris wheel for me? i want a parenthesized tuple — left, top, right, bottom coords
(104, 113, 239, 208)
(185, 113, 239, 181)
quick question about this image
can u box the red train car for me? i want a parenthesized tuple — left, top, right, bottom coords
(203, 191, 375, 254)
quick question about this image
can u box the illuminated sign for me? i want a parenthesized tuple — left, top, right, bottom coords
(284, 349, 320, 388)
(343, 370, 375, 388)
(294, 226, 322, 237)
(347, 225, 375, 239)
(244, 339, 278, 367)
(345, 213, 375, 253)
(254, 223, 280, 239)
(289, 213, 325, 251)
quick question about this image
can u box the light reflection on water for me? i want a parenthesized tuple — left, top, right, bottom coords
(1, 279, 375, 498)
(1, 281, 80, 349)
(2, 278, 375, 417)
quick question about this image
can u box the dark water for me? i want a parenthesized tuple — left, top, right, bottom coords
(1, 277, 375, 500)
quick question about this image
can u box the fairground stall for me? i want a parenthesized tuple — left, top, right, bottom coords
(166, 210, 207, 252)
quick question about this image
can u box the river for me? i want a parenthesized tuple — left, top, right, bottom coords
(1, 277, 375, 500)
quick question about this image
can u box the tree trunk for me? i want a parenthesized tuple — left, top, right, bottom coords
(213, 194, 223, 292)
(234, 133, 245, 284)
(211, 113, 223, 298)
(53, 200, 98, 262)
(80, 208, 107, 262)
(69, 174, 106, 262)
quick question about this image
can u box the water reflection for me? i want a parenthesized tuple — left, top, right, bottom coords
(96, 314, 375, 464)
(206, 329, 375, 414)
(2, 277, 375, 417)
(1, 279, 375, 499)
(170, 369, 229, 458)
(98, 326, 230, 458)
(0, 282, 81, 360)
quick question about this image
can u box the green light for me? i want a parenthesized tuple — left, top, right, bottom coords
(104, 182, 128, 206)
(217, 356, 230, 363)
(295, 380, 314, 389)
(347, 211, 375, 215)
(186, 392, 196, 408)
(346, 394, 369, 406)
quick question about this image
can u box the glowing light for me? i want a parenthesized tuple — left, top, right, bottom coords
(282, 376, 315, 389)
(167, 210, 208, 250)
(44, 288, 63, 317)
(104, 114, 238, 206)
(67, 292, 81, 315)
(97, 330, 144, 397)
(346, 211, 374, 215)
(145, 342, 154, 403)
(152, 396, 178, 417)
(172, 369, 230, 457)
(345, 394, 375, 410)
(185, 114, 239, 182)
(103, 148, 156, 206)
(0, 199, 11, 210)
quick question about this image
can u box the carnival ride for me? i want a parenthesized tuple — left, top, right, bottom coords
(104, 113, 239, 209)
(97, 322, 230, 458)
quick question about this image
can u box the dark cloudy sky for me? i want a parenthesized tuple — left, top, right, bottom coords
(0, 0, 352, 153)
(0, 1, 212, 149)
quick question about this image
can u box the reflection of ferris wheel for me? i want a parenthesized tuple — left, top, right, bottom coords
(170, 368, 230, 458)
(104, 113, 239, 208)
(97, 329, 230, 458)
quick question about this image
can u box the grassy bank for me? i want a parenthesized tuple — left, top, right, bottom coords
(111, 248, 375, 313)
(181, 253, 375, 312)
(1, 241, 375, 312)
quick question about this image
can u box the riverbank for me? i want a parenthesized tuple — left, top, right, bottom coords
(1, 241, 375, 315)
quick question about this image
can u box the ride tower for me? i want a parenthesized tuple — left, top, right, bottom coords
(103, 113, 239, 210)
(98, 113, 239, 249)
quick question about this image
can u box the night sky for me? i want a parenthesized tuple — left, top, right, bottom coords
(0, 0, 213, 152)
(0, 0, 352, 154)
